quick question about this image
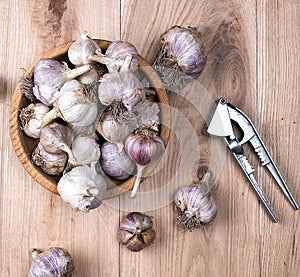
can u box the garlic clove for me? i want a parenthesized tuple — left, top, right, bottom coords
(117, 229, 134, 245)
(125, 235, 146, 252)
(141, 228, 156, 246)
(57, 165, 107, 212)
(19, 103, 50, 139)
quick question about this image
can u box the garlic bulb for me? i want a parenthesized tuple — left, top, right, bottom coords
(97, 62, 146, 110)
(96, 103, 136, 152)
(153, 25, 206, 93)
(32, 142, 67, 175)
(124, 127, 165, 198)
(103, 41, 139, 72)
(33, 58, 91, 105)
(100, 142, 136, 180)
(174, 173, 217, 230)
(72, 134, 100, 166)
(117, 212, 156, 252)
(42, 80, 98, 127)
(68, 31, 100, 66)
(57, 165, 106, 212)
(19, 103, 50, 138)
(40, 122, 73, 154)
(28, 247, 74, 277)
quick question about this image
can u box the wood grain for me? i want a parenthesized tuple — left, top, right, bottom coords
(1, 0, 300, 276)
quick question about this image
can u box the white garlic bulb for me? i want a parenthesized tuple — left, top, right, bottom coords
(19, 103, 50, 138)
(68, 31, 101, 66)
(32, 142, 67, 175)
(40, 122, 73, 154)
(96, 103, 136, 152)
(42, 80, 98, 127)
(174, 173, 217, 231)
(58, 165, 107, 212)
(98, 64, 146, 110)
(72, 134, 100, 166)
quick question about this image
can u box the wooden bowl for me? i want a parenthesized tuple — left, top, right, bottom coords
(9, 39, 170, 199)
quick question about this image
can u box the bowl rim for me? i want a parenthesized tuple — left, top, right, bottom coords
(9, 39, 171, 199)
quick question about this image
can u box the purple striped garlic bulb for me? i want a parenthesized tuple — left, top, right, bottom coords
(28, 247, 74, 277)
(33, 58, 91, 106)
(153, 25, 206, 93)
(124, 127, 165, 198)
(174, 172, 217, 231)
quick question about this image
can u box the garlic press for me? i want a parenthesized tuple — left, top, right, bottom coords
(207, 97, 299, 222)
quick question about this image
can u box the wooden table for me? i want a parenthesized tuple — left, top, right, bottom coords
(1, 0, 300, 276)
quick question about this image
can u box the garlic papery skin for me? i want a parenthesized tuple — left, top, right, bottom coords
(174, 173, 217, 231)
(117, 212, 156, 252)
(28, 247, 74, 277)
(33, 58, 91, 105)
(96, 103, 136, 152)
(124, 128, 165, 198)
(57, 165, 107, 212)
(68, 31, 100, 66)
(32, 142, 67, 175)
(100, 142, 136, 180)
(72, 134, 100, 166)
(19, 103, 50, 139)
(132, 99, 160, 128)
(42, 80, 98, 127)
(153, 25, 206, 93)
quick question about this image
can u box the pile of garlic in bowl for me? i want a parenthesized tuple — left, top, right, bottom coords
(9, 31, 170, 211)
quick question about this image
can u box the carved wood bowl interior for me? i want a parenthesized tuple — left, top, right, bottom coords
(9, 39, 170, 199)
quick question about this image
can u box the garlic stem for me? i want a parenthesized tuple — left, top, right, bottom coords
(31, 248, 41, 259)
(89, 54, 124, 68)
(119, 54, 132, 73)
(59, 144, 76, 166)
(197, 24, 207, 37)
(86, 187, 100, 196)
(131, 164, 145, 198)
(41, 108, 59, 127)
(65, 64, 92, 80)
